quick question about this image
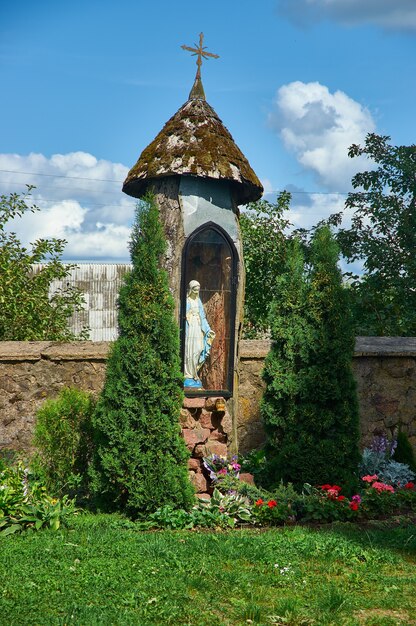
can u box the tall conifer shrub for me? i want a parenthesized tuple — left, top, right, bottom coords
(262, 226, 360, 493)
(90, 194, 194, 516)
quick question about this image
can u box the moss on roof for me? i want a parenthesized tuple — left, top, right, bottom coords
(122, 96, 263, 205)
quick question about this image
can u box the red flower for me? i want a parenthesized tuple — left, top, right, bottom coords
(255, 499, 264, 506)
(405, 482, 415, 490)
(337, 495, 346, 501)
(332, 485, 342, 492)
(320, 484, 332, 491)
(349, 502, 359, 511)
(267, 500, 277, 508)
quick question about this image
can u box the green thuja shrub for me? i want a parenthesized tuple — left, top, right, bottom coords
(32, 387, 95, 499)
(393, 430, 416, 472)
(262, 226, 360, 494)
(90, 194, 194, 517)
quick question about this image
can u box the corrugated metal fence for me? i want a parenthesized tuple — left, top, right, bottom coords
(33, 264, 132, 341)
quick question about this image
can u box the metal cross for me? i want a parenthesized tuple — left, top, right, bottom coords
(181, 33, 219, 80)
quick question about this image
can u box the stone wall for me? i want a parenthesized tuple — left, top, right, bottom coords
(0, 342, 108, 452)
(0, 341, 231, 498)
(1, 338, 416, 467)
(237, 337, 416, 454)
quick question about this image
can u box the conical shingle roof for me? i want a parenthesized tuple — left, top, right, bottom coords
(122, 82, 263, 205)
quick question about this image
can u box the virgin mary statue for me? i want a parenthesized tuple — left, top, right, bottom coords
(184, 280, 215, 388)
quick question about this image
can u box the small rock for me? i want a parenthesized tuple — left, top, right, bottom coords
(204, 397, 220, 411)
(188, 458, 201, 471)
(196, 493, 211, 502)
(189, 470, 208, 493)
(183, 397, 206, 409)
(199, 409, 215, 429)
(182, 426, 210, 451)
(239, 473, 255, 485)
(179, 408, 197, 429)
(221, 412, 233, 435)
(208, 429, 227, 443)
(202, 440, 228, 457)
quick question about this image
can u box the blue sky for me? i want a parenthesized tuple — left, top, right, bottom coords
(1, 0, 415, 261)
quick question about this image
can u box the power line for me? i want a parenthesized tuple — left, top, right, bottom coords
(0, 169, 123, 183)
(0, 180, 125, 196)
(266, 189, 350, 196)
(0, 168, 352, 196)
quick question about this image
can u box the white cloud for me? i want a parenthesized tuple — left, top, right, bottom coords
(9, 200, 87, 241)
(287, 191, 345, 230)
(269, 81, 376, 190)
(277, 0, 416, 31)
(0, 151, 136, 260)
(64, 223, 132, 259)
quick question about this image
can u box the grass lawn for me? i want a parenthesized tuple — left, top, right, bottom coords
(0, 514, 415, 626)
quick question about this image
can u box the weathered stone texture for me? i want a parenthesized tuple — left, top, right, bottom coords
(0, 341, 232, 497)
(179, 396, 232, 495)
(152, 177, 184, 318)
(0, 342, 107, 451)
(237, 341, 268, 454)
(2, 338, 416, 473)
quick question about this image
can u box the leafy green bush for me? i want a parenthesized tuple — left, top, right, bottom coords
(32, 387, 95, 500)
(215, 474, 269, 502)
(200, 488, 252, 525)
(262, 227, 360, 494)
(240, 193, 291, 337)
(360, 448, 415, 488)
(297, 484, 359, 523)
(0, 449, 19, 472)
(393, 430, 416, 472)
(0, 462, 76, 535)
(0, 187, 88, 340)
(90, 194, 194, 517)
(138, 494, 248, 530)
(239, 448, 268, 484)
(359, 483, 397, 518)
(252, 497, 294, 526)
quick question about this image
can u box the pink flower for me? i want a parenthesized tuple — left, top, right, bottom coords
(362, 474, 378, 483)
(231, 463, 241, 471)
(267, 500, 277, 508)
(218, 468, 227, 475)
(255, 499, 264, 507)
(352, 494, 361, 504)
(371, 482, 394, 493)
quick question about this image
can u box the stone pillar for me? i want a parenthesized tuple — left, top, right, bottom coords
(180, 395, 232, 499)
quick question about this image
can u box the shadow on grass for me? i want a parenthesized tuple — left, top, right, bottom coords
(310, 517, 416, 558)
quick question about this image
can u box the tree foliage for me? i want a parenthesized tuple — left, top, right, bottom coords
(262, 226, 360, 493)
(240, 192, 291, 337)
(0, 187, 88, 340)
(327, 134, 416, 336)
(90, 194, 194, 517)
(33, 387, 96, 499)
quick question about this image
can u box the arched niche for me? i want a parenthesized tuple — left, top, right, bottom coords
(181, 222, 238, 397)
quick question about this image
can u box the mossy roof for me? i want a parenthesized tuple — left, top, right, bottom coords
(122, 92, 263, 205)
